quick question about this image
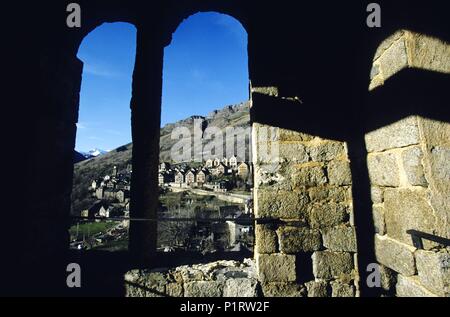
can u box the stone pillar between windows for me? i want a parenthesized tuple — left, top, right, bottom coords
(129, 25, 164, 264)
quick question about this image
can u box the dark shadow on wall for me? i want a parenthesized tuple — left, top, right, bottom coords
(353, 69, 450, 297)
(364, 69, 450, 133)
(251, 68, 450, 297)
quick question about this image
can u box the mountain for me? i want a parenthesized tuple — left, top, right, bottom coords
(86, 148, 109, 157)
(74, 151, 88, 163)
(71, 101, 250, 214)
(80, 148, 109, 159)
(74, 148, 109, 164)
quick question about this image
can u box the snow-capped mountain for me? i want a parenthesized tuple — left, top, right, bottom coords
(74, 148, 109, 163)
(86, 148, 108, 157)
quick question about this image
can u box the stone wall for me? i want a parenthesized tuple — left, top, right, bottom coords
(370, 30, 450, 90)
(125, 259, 259, 297)
(366, 116, 450, 297)
(366, 31, 450, 297)
(252, 107, 359, 297)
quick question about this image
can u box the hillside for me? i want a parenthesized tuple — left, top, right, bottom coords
(71, 101, 251, 214)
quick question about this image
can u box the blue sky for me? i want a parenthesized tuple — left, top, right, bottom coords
(76, 12, 249, 152)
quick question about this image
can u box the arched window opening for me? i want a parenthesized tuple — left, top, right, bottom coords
(70, 22, 136, 252)
(158, 12, 253, 260)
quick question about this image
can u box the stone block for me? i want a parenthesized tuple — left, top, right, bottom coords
(415, 250, 450, 296)
(365, 116, 420, 152)
(384, 188, 436, 248)
(418, 117, 450, 148)
(378, 37, 408, 81)
(124, 270, 168, 297)
(367, 152, 400, 187)
(327, 160, 352, 186)
(331, 281, 355, 297)
(124, 269, 140, 284)
(312, 251, 354, 280)
(373, 30, 405, 60)
(251, 86, 279, 97)
(278, 128, 314, 142)
(277, 226, 322, 253)
(256, 188, 309, 219)
(166, 283, 183, 297)
(184, 281, 223, 297)
(396, 275, 438, 297)
(374, 234, 416, 276)
(261, 282, 306, 297)
(292, 164, 327, 187)
(305, 280, 328, 297)
(308, 186, 350, 204)
(322, 225, 357, 252)
(223, 278, 258, 297)
(308, 142, 345, 162)
(428, 146, 450, 190)
(254, 163, 286, 189)
(371, 186, 384, 204)
(255, 224, 278, 254)
(407, 32, 450, 73)
(401, 146, 427, 186)
(309, 203, 348, 229)
(372, 204, 386, 235)
(125, 285, 159, 297)
(278, 143, 309, 163)
(257, 254, 297, 283)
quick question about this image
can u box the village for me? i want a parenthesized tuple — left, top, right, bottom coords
(71, 156, 254, 254)
(158, 155, 252, 191)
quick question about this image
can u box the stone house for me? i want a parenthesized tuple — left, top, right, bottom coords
(158, 173, 164, 186)
(216, 163, 229, 175)
(229, 155, 238, 168)
(185, 170, 196, 185)
(115, 190, 126, 203)
(174, 171, 185, 184)
(196, 169, 210, 184)
(88, 201, 110, 218)
(97, 206, 109, 218)
(103, 190, 116, 201)
(95, 187, 104, 200)
(227, 221, 249, 246)
(237, 162, 250, 178)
